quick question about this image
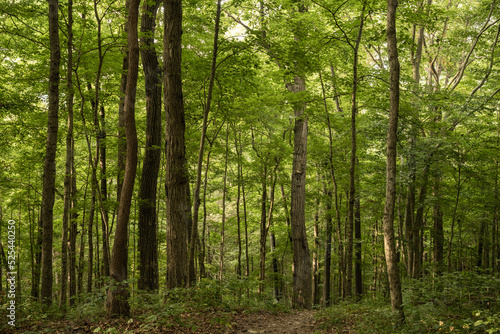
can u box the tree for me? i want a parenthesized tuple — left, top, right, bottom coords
(60, 0, 75, 310)
(164, 0, 188, 289)
(40, 0, 60, 307)
(346, 1, 366, 298)
(287, 2, 313, 310)
(383, 0, 404, 322)
(289, 72, 312, 309)
(106, 0, 140, 317)
(138, 0, 162, 292)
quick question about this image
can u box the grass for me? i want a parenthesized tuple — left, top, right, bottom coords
(317, 271, 500, 333)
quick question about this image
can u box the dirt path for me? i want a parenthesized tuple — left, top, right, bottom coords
(226, 310, 319, 334)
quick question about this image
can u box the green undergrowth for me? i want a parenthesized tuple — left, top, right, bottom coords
(0, 275, 291, 332)
(317, 271, 500, 333)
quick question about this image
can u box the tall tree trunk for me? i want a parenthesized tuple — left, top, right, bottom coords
(267, 161, 280, 300)
(138, 0, 161, 292)
(32, 204, 42, 299)
(259, 164, 268, 294)
(354, 190, 362, 297)
(219, 128, 230, 284)
(447, 158, 462, 271)
(95, 210, 100, 288)
(326, 67, 345, 297)
(405, 0, 429, 278)
(320, 69, 343, 301)
(289, 73, 312, 309)
(106, 0, 140, 317)
(199, 147, 211, 279)
(69, 161, 77, 304)
(323, 182, 333, 306)
(372, 219, 379, 297)
(41, 0, 60, 306)
(287, 2, 312, 310)
(60, 0, 73, 310)
(384, 0, 405, 322)
(88, 164, 96, 293)
(117, 1, 130, 201)
(412, 162, 430, 278)
(243, 147, 250, 284)
(16, 210, 21, 306)
(186, 181, 195, 285)
(164, 0, 188, 289)
(478, 219, 486, 269)
(77, 182, 87, 298)
(433, 178, 444, 274)
(235, 129, 243, 279)
(189, 0, 222, 286)
(313, 193, 320, 305)
(99, 105, 110, 279)
(91, 0, 111, 282)
(346, 2, 365, 298)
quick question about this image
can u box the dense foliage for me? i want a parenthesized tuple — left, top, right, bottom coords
(0, 0, 499, 331)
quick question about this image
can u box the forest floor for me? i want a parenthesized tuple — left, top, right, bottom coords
(0, 308, 355, 334)
(226, 309, 319, 333)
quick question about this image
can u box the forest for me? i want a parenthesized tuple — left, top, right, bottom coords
(1, 0, 500, 332)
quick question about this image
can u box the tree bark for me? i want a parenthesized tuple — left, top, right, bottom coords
(69, 161, 77, 304)
(346, 2, 365, 298)
(320, 70, 342, 302)
(92, 0, 111, 281)
(354, 189, 362, 297)
(433, 178, 444, 274)
(447, 156, 462, 271)
(88, 163, 96, 293)
(478, 219, 486, 269)
(99, 105, 110, 280)
(164, 0, 188, 289)
(138, 0, 161, 292)
(384, 0, 405, 322)
(32, 206, 42, 299)
(313, 193, 320, 305)
(267, 160, 280, 300)
(117, 1, 130, 201)
(323, 182, 333, 306)
(60, 0, 73, 310)
(327, 66, 345, 297)
(106, 0, 140, 317)
(41, 0, 60, 307)
(219, 128, 230, 285)
(259, 164, 268, 294)
(199, 147, 211, 279)
(77, 181, 86, 298)
(235, 129, 243, 279)
(290, 74, 312, 309)
(243, 144, 250, 284)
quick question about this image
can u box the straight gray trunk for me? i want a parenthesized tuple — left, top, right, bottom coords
(384, 0, 405, 322)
